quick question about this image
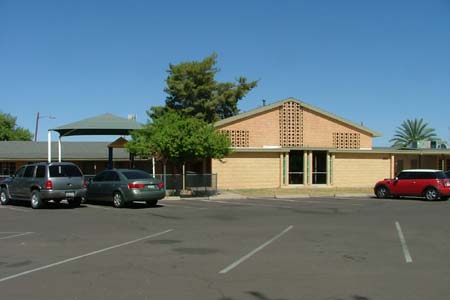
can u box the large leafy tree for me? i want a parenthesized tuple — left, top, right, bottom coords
(126, 111, 231, 165)
(0, 112, 33, 141)
(390, 118, 437, 148)
(149, 53, 257, 123)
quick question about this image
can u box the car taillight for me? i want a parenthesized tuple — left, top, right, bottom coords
(157, 182, 164, 189)
(82, 180, 87, 188)
(45, 180, 53, 190)
(128, 183, 145, 189)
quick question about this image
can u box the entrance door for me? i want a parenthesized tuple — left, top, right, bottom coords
(289, 151, 304, 184)
(312, 151, 327, 184)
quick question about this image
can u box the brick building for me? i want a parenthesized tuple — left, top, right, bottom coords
(212, 98, 450, 189)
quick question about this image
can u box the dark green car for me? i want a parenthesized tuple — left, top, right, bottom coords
(86, 169, 165, 208)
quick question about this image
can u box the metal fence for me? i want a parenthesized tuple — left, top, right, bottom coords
(155, 173, 218, 196)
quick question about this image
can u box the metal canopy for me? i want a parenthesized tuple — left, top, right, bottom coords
(50, 113, 142, 137)
(48, 114, 143, 164)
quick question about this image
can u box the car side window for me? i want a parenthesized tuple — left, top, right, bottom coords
(104, 171, 120, 182)
(23, 166, 35, 178)
(36, 166, 46, 178)
(93, 172, 107, 182)
(397, 172, 410, 180)
(14, 167, 26, 178)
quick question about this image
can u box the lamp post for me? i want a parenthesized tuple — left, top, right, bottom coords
(34, 112, 55, 142)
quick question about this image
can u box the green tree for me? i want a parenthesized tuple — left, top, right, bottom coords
(390, 118, 437, 148)
(0, 112, 33, 141)
(150, 53, 257, 123)
(126, 111, 231, 182)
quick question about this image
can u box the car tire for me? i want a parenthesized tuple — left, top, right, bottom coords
(424, 187, 439, 201)
(375, 185, 390, 198)
(146, 200, 158, 207)
(112, 192, 125, 208)
(68, 197, 82, 207)
(31, 190, 45, 209)
(0, 188, 10, 205)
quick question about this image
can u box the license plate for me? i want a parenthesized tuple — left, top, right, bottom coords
(66, 191, 75, 198)
(147, 185, 156, 189)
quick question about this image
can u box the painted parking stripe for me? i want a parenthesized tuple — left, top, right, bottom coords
(395, 222, 413, 263)
(219, 225, 293, 274)
(162, 203, 208, 210)
(0, 229, 173, 283)
(0, 232, 33, 240)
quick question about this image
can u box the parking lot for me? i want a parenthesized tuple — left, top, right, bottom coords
(1, 196, 449, 300)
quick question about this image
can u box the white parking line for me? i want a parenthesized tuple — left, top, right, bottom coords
(395, 222, 413, 263)
(85, 204, 118, 211)
(0, 229, 173, 283)
(0, 232, 34, 240)
(162, 203, 208, 210)
(219, 225, 293, 274)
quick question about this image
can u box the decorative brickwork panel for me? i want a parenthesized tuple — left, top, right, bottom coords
(332, 132, 361, 149)
(222, 130, 250, 147)
(280, 101, 303, 147)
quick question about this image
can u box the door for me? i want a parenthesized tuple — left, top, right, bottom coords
(312, 151, 327, 184)
(9, 166, 26, 198)
(100, 171, 121, 201)
(289, 151, 304, 184)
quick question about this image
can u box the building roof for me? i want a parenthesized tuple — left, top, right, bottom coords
(50, 113, 143, 137)
(0, 141, 132, 161)
(214, 97, 382, 137)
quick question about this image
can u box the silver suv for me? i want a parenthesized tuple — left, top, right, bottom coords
(0, 162, 86, 209)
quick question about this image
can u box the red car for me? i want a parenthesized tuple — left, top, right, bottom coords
(374, 169, 450, 201)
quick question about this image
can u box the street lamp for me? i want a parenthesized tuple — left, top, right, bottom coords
(34, 112, 55, 142)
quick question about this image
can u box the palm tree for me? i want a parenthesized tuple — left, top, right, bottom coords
(390, 118, 437, 148)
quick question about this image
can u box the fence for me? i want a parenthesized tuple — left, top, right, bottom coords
(155, 173, 218, 196)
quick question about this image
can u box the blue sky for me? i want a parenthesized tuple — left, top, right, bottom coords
(1, 0, 449, 146)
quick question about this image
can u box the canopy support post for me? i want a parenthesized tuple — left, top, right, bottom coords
(48, 131, 52, 162)
(58, 136, 62, 162)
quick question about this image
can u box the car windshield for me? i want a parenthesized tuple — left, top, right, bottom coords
(121, 170, 152, 180)
(49, 165, 82, 177)
(436, 171, 446, 179)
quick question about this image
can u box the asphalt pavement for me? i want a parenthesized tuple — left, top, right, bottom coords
(0, 195, 449, 300)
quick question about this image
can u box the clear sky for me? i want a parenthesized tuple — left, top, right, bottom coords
(1, 0, 449, 146)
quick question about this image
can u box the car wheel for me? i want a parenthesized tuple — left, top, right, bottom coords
(424, 187, 439, 201)
(146, 200, 158, 207)
(0, 188, 10, 205)
(68, 197, 82, 207)
(112, 192, 125, 208)
(31, 190, 44, 209)
(375, 185, 389, 198)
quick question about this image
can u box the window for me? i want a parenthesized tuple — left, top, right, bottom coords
(93, 172, 108, 182)
(104, 171, 120, 182)
(397, 172, 411, 180)
(23, 166, 35, 178)
(122, 170, 152, 180)
(14, 167, 26, 178)
(49, 165, 82, 177)
(36, 166, 46, 178)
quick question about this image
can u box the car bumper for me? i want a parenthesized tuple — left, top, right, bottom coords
(123, 189, 166, 202)
(40, 189, 87, 200)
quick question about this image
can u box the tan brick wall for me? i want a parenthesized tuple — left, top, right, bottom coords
(302, 108, 372, 148)
(333, 153, 391, 187)
(212, 152, 281, 189)
(217, 108, 280, 147)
